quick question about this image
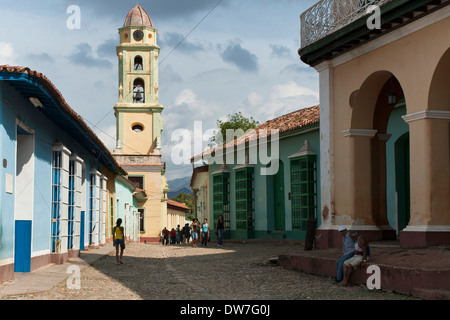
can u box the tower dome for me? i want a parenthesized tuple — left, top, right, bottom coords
(123, 5, 153, 27)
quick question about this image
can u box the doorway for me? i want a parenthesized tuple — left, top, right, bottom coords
(273, 160, 285, 230)
(14, 123, 35, 272)
(395, 133, 410, 231)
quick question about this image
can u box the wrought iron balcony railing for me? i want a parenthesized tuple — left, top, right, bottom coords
(300, 0, 394, 49)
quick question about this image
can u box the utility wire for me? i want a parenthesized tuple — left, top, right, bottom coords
(91, 0, 223, 128)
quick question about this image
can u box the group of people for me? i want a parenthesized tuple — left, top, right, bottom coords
(161, 214, 226, 249)
(335, 226, 370, 286)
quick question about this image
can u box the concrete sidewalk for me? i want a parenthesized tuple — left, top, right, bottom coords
(0, 245, 114, 298)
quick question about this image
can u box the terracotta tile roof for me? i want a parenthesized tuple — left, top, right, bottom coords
(124, 5, 153, 27)
(167, 199, 190, 212)
(0, 65, 127, 176)
(191, 105, 320, 162)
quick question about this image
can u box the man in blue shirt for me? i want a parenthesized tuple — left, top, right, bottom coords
(335, 226, 355, 283)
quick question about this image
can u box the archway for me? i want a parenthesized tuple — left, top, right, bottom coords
(350, 71, 407, 240)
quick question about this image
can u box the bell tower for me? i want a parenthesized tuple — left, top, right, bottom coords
(113, 4, 163, 155)
(113, 5, 167, 243)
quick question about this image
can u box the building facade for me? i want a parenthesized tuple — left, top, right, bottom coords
(112, 5, 167, 243)
(299, 0, 450, 247)
(192, 106, 321, 241)
(0, 66, 137, 283)
(191, 165, 209, 223)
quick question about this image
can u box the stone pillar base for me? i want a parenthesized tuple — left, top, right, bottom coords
(400, 226, 450, 247)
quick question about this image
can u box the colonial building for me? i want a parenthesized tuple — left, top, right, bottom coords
(191, 106, 320, 240)
(299, 0, 450, 247)
(0, 65, 139, 283)
(112, 5, 167, 243)
(190, 165, 209, 224)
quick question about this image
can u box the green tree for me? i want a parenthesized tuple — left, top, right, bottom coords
(171, 192, 195, 220)
(209, 111, 259, 148)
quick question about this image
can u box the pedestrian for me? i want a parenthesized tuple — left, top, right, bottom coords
(215, 214, 225, 247)
(335, 226, 355, 283)
(339, 231, 368, 286)
(183, 223, 190, 244)
(190, 218, 200, 248)
(170, 228, 176, 244)
(113, 218, 125, 265)
(201, 218, 209, 247)
(162, 227, 169, 245)
(176, 224, 181, 244)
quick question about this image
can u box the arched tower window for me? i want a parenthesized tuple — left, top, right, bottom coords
(134, 56, 143, 70)
(133, 78, 145, 103)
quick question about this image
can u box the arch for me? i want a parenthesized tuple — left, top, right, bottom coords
(351, 70, 405, 129)
(347, 70, 407, 240)
(428, 46, 450, 111)
(134, 55, 143, 70)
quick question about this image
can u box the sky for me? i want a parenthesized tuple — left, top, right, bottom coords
(0, 0, 320, 182)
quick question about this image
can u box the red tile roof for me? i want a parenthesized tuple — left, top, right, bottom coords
(167, 199, 190, 212)
(191, 105, 320, 162)
(0, 65, 127, 176)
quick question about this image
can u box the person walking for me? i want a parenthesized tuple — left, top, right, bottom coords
(112, 218, 125, 265)
(183, 223, 190, 244)
(201, 218, 209, 247)
(162, 227, 169, 245)
(176, 224, 181, 244)
(215, 214, 225, 247)
(190, 219, 200, 248)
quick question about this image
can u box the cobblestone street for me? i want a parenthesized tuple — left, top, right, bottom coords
(1, 242, 416, 300)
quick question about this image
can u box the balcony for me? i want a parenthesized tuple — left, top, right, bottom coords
(299, 0, 448, 66)
(300, 0, 394, 49)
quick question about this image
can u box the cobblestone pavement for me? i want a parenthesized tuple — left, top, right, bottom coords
(1, 242, 417, 300)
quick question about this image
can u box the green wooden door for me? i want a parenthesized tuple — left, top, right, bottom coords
(274, 161, 285, 230)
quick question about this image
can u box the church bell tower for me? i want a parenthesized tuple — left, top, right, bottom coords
(113, 4, 163, 155)
(113, 5, 166, 242)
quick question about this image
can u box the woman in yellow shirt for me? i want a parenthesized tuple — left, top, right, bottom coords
(113, 218, 125, 265)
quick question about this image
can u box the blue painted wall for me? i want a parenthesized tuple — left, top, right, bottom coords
(0, 81, 105, 262)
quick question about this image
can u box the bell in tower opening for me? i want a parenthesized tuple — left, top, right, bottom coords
(133, 78, 145, 103)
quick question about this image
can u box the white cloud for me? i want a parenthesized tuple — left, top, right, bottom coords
(94, 125, 116, 152)
(0, 42, 15, 65)
(174, 88, 197, 107)
(271, 81, 319, 100)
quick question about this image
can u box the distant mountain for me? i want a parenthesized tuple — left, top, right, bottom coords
(167, 176, 192, 199)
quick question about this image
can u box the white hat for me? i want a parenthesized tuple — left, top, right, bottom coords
(338, 226, 347, 232)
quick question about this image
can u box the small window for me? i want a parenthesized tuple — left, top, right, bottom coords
(132, 123, 144, 133)
(134, 56, 143, 70)
(139, 209, 145, 232)
(128, 176, 144, 189)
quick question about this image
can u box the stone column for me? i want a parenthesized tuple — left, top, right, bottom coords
(401, 110, 450, 246)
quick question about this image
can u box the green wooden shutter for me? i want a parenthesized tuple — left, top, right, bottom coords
(235, 167, 254, 231)
(213, 172, 230, 230)
(290, 155, 317, 231)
